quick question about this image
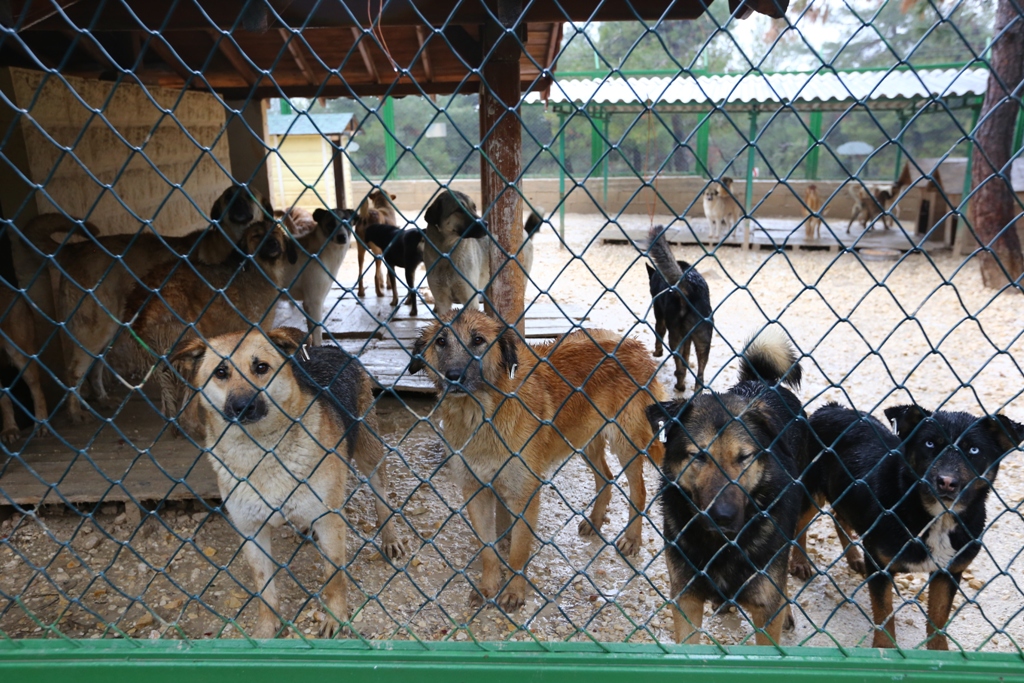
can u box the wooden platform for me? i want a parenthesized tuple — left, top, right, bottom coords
(273, 292, 589, 394)
(600, 217, 945, 252)
(1, 293, 586, 509)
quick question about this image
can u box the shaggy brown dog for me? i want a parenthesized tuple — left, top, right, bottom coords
(803, 184, 823, 240)
(124, 221, 296, 424)
(23, 185, 269, 423)
(355, 189, 397, 298)
(410, 310, 665, 610)
(1, 286, 48, 443)
(171, 327, 393, 637)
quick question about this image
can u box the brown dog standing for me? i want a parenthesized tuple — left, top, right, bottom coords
(804, 184, 823, 240)
(410, 310, 664, 611)
(355, 190, 397, 298)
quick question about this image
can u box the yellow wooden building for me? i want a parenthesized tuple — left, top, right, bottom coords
(266, 111, 356, 211)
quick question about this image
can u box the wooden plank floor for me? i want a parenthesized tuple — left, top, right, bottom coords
(2, 292, 587, 507)
(599, 217, 944, 252)
(273, 291, 589, 394)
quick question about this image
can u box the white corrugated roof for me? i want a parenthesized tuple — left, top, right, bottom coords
(526, 68, 988, 108)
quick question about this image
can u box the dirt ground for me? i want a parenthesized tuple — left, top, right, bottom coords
(1, 213, 1022, 649)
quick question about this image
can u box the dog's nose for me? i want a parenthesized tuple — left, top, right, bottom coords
(224, 393, 266, 423)
(708, 499, 741, 535)
(444, 368, 464, 383)
(936, 475, 960, 495)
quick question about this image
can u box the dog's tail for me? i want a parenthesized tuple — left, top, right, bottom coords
(738, 326, 802, 389)
(524, 208, 543, 237)
(647, 225, 684, 286)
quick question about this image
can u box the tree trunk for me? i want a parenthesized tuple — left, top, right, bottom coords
(970, 0, 1024, 290)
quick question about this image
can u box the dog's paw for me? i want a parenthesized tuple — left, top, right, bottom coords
(380, 537, 408, 561)
(577, 514, 608, 538)
(319, 617, 352, 639)
(250, 616, 282, 640)
(783, 606, 795, 631)
(497, 586, 526, 613)
(1, 427, 20, 445)
(653, 346, 664, 358)
(615, 534, 643, 557)
(846, 550, 867, 576)
(788, 555, 815, 581)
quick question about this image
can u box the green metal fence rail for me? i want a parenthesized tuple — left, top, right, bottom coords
(1, 0, 1023, 677)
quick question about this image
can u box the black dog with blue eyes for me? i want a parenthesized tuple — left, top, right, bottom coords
(808, 402, 1022, 650)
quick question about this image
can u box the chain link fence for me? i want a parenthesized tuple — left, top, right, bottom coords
(1, 0, 1023, 664)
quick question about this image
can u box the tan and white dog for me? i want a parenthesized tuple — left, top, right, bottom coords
(410, 310, 665, 610)
(703, 177, 740, 241)
(23, 185, 268, 423)
(172, 326, 399, 638)
(1, 285, 48, 444)
(803, 184, 823, 240)
(274, 207, 353, 346)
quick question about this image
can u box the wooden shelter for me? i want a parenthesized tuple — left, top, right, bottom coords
(2, 0, 787, 326)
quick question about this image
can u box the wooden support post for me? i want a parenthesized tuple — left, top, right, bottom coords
(743, 109, 758, 250)
(226, 99, 271, 205)
(480, 0, 525, 333)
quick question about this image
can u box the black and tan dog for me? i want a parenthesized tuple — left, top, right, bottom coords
(646, 225, 713, 394)
(172, 326, 405, 638)
(808, 402, 1022, 649)
(646, 328, 810, 645)
(410, 309, 664, 611)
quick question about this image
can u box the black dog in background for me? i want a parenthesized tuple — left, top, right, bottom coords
(363, 224, 425, 316)
(647, 225, 713, 393)
(808, 402, 1022, 650)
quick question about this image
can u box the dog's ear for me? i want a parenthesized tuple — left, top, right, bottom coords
(268, 327, 306, 355)
(645, 264, 654, 276)
(424, 196, 443, 226)
(258, 191, 275, 221)
(738, 399, 785, 451)
(645, 400, 689, 442)
(312, 208, 327, 224)
(884, 404, 931, 438)
(211, 192, 226, 222)
(983, 414, 1024, 454)
(169, 338, 208, 385)
(498, 327, 519, 376)
(409, 336, 428, 375)
(284, 232, 298, 264)
(390, 193, 397, 200)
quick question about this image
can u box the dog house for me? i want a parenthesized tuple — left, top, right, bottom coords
(266, 108, 357, 211)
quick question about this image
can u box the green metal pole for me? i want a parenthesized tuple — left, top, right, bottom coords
(696, 111, 710, 178)
(382, 96, 397, 180)
(743, 109, 758, 249)
(806, 110, 822, 180)
(558, 111, 566, 245)
(1013, 105, 1024, 157)
(602, 113, 610, 210)
(893, 111, 906, 182)
(590, 110, 603, 210)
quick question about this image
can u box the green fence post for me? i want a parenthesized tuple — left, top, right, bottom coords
(893, 110, 907, 182)
(602, 112, 610, 210)
(1013, 105, 1024, 157)
(559, 110, 566, 245)
(743, 109, 758, 249)
(590, 109, 604, 210)
(807, 109, 822, 180)
(697, 110, 710, 177)
(382, 96, 397, 181)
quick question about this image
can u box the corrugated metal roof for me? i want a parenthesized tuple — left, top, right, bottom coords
(267, 112, 355, 136)
(525, 68, 988, 108)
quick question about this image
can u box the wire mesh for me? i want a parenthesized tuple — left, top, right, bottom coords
(0, 0, 1022, 657)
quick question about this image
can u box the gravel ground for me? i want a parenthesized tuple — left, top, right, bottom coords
(2, 213, 1021, 649)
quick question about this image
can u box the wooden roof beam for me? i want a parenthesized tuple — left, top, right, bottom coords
(61, 28, 116, 70)
(415, 25, 433, 82)
(349, 27, 380, 84)
(140, 32, 194, 83)
(207, 28, 257, 86)
(278, 28, 318, 85)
